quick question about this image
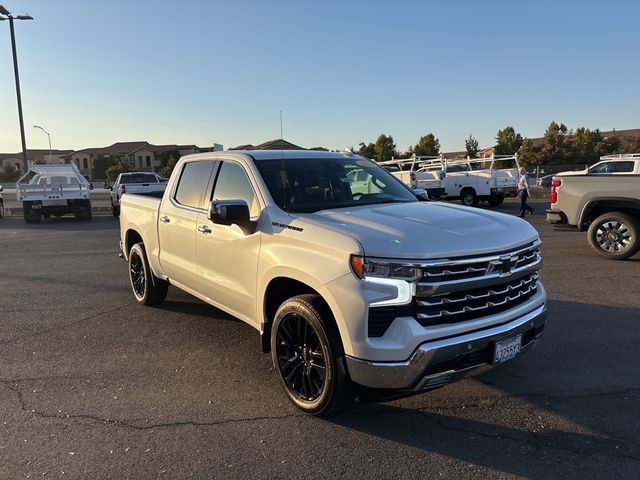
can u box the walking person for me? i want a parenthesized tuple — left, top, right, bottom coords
(517, 167, 535, 217)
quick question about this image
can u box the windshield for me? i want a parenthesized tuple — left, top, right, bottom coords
(120, 174, 158, 184)
(256, 157, 418, 213)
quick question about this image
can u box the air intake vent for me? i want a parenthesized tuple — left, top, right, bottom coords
(368, 307, 396, 337)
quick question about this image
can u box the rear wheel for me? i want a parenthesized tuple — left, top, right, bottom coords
(460, 189, 479, 207)
(587, 212, 640, 260)
(271, 294, 353, 415)
(23, 202, 41, 224)
(487, 195, 504, 206)
(128, 243, 169, 305)
(75, 200, 92, 221)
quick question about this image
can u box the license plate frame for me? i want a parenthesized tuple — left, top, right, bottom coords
(493, 334, 522, 364)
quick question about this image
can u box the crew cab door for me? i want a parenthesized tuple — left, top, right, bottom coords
(195, 160, 262, 326)
(158, 160, 216, 289)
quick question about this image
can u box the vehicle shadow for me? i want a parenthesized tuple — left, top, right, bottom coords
(0, 216, 117, 231)
(323, 299, 640, 476)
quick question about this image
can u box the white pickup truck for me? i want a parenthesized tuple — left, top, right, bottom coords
(110, 172, 167, 217)
(119, 150, 546, 415)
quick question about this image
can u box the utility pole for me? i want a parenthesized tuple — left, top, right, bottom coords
(0, 5, 33, 173)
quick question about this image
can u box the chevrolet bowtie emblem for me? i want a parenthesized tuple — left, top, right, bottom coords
(487, 255, 517, 276)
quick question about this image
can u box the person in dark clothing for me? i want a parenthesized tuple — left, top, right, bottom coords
(517, 167, 534, 217)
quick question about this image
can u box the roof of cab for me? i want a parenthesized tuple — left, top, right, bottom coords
(180, 149, 364, 162)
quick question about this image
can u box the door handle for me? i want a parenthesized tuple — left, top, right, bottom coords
(159, 215, 170, 224)
(198, 225, 212, 234)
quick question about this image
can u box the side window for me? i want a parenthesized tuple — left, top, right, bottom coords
(612, 161, 634, 173)
(174, 161, 215, 208)
(590, 162, 612, 174)
(212, 162, 260, 218)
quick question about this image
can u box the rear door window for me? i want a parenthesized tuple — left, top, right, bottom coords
(174, 161, 215, 209)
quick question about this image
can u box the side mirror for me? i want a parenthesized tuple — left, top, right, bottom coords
(0, 185, 3, 192)
(413, 188, 429, 201)
(207, 199, 255, 234)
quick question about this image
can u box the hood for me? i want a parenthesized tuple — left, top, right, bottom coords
(303, 202, 540, 259)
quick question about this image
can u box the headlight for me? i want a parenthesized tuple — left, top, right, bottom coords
(350, 255, 422, 281)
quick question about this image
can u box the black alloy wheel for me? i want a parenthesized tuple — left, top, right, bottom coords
(128, 242, 169, 305)
(276, 312, 327, 402)
(130, 249, 146, 299)
(271, 294, 352, 415)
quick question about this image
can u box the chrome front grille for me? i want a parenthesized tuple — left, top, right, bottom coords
(365, 241, 542, 337)
(416, 272, 539, 325)
(414, 241, 542, 328)
(421, 242, 541, 283)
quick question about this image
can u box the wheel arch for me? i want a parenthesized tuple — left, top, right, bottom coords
(579, 198, 640, 231)
(261, 275, 339, 354)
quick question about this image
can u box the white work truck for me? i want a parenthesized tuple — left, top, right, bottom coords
(119, 150, 546, 415)
(16, 163, 92, 223)
(383, 155, 519, 207)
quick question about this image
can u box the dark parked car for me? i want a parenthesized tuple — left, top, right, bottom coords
(537, 174, 553, 188)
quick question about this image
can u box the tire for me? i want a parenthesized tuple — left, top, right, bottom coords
(75, 200, 92, 221)
(128, 242, 169, 305)
(460, 189, 479, 207)
(271, 294, 353, 416)
(23, 202, 42, 224)
(112, 205, 120, 217)
(487, 195, 504, 206)
(0, 200, 4, 219)
(587, 212, 640, 260)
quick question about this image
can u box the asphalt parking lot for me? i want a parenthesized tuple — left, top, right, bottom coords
(1, 200, 639, 479)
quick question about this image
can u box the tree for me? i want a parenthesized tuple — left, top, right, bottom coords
(494, 126, 523, 155)
(413, 133, 440, 157)
(161, 155, 178, 178)
(573, 128, 602, 164)
(465, 134, 479, 158)
(357, 142, 376, 159)
(106, 154, 135, 181)
(373, 134, 396, 162)
(537, 121, 571, 164)
(517, 138, 537, 166)
(0, 165, 20, 182)
(90, 154, 115, 180)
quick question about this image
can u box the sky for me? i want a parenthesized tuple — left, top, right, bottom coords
(1, 0, 639, 154)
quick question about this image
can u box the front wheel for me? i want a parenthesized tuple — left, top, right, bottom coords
(460, 189, 479, 207)
(587, 212, 640, 260)
(128, 243, 169, 305)
(0, 200, 4, 219)
(271, 294, 353, 415)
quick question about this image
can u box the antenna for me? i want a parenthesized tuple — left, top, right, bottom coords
(279, 110, 286, 211)
(280, 110, 284, 141)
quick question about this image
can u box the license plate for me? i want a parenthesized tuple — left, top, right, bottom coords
(493, 334, 522, 364)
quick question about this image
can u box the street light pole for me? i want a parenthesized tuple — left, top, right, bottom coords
(33, 125, 52, 163)
(0, 5, 33, 173)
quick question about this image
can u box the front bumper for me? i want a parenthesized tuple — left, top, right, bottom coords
(546, 209, 567, 225)
(346, 304, 546, 390)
